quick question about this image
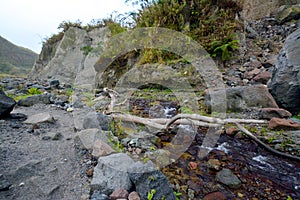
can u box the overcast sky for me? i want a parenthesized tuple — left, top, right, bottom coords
(0, 0, 137, 54)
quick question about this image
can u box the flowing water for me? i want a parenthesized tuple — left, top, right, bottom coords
(129, 97, 300, 199)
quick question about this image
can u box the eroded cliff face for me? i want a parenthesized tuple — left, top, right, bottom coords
(29, 27, 110, 89)
(241, 0, 300, 20)
(29, 0, 299, 89)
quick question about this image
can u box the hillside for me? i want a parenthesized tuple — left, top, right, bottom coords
(0, 36, 38, 76)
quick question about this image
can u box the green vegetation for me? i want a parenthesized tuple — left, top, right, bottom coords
(127, 0, 242, 64)
(147, 189, 156, 200)
(173, 191, 182, 200)
(0, 36, 37, 76)
(8, 87, 42, 101)
(211, 34, 240, 66)
(28, 87, 42, 95)
(43, 0, 242, 64)
(80, 46, 94, 56)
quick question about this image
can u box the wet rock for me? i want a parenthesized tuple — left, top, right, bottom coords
(268, 28, 300, 115)
(268, 118, 300, 130)
(252, 71, 272, 84)
(91, 191, 109, 200)
(129, 161, 176, 200)
(74, 128, 110, 150)
(91, 153, 134, 195)
(207, 159, 222, 171)
(188, 161, 198, 170)
(49, 80, 60, 89)
(110, 189, 129, 200)
(276, 4, 300, 24)
(225, 127, 238, 136)
(17, 94, 51, 107)
(92, 139, 116, 158)
(205, 85, 278, 112)
(0, 89, 16, 118)
(23, 112, 55, 124)
(203, 191, 226, 200)
(145, 149, 171, 167)
(216, 168, 241, 189)
(128, 191, 141, 200)
(259, 108, 292, 119)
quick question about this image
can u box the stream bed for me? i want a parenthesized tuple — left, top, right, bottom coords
(128, 96, 300, 200)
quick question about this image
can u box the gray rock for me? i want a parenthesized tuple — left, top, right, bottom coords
(17, 94, 51, 107)
(92, 140, 116, 158)
(129, 161, 176, 200)
(23, 112, 55, 124)
(205, 85, 278, 112)
(74, 128, 110, 150)
(0, 89, 16, 118)
(91, 153, 134, 195)
(268, 28, 300, 115)
(83, 112, 112, 131)
(91, 191, 109, 200)
(216, 168, 242, 189)
(0, 174, 11, 191)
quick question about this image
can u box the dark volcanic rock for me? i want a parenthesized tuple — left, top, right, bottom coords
(259, 108, 292, 119)
(0, 89, 16, 118)
(17, 94, 51, 107)
(216, 168, 241, 189)
(268, 28, 300, 115)
(129, 162, 176, 200)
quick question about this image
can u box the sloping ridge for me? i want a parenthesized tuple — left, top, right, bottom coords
(0, 36, 38, 75)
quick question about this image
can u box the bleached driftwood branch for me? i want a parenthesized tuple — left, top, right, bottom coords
(103, 88, 299, 161)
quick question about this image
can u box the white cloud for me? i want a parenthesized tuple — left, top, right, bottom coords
(0, 0, 137, 53)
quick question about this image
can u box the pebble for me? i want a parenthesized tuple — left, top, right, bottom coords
(188, 162, 198, 170)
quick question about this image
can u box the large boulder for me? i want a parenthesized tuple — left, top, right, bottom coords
(17, 94, 51, 107)
(0, 89, 16, 118)
(129, 161, 176, 200)
(91, 153, 134, 195)
(205, 85, 278, 112)
(268, 28, 300, 115)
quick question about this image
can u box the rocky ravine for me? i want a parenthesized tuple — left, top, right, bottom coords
(1, 3, 300, 200)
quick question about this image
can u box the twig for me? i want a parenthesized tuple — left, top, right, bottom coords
(236, 123, 300, 162)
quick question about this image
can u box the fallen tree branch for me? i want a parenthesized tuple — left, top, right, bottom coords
(165, 114, 267, 130)
(236, 123, 300, 162)
(109, 112, 267, 130)
(109, 111, 299, 161)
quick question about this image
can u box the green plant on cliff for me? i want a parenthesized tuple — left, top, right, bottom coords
(80, 46, 94, 56)
(125, 0, 243, 64)
(210, 33, 240, 66)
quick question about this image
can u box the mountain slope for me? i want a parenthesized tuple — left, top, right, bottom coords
(0, 36, 38, 76)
